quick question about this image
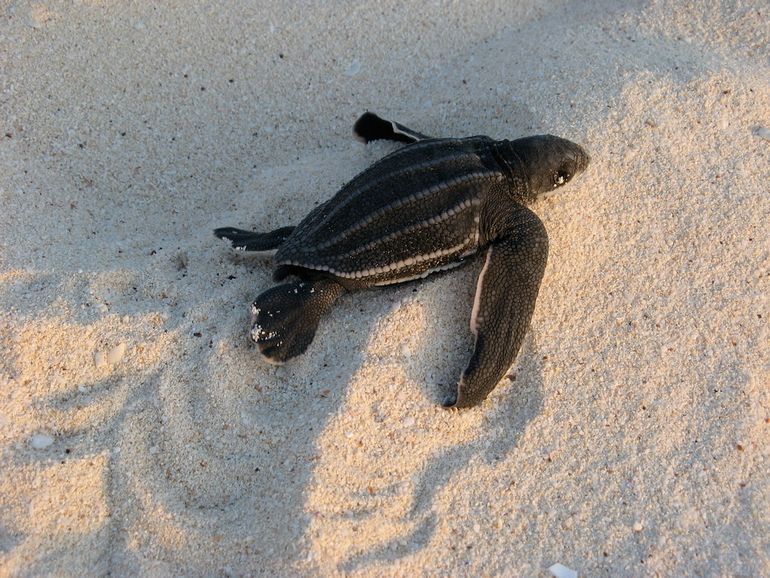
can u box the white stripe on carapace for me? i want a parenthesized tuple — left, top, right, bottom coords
(469, 246, 493, 337)
(301, 147, 464, 238)
(300, 150, 498, 241)
(373, 252, 475, 286)
(332, 197, 481, 260)
(312, 171, 498, 250)
(352, 235, 477, 278)
(282, 237, 476, 280)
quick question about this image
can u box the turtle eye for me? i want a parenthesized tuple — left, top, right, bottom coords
(552, 170, 571, 188)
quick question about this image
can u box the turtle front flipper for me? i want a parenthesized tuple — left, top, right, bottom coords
(353, 112, 431, 144)
(444, 207, 549, 408)
(214, 226, 295, 253)
(250, 278, 345, 364)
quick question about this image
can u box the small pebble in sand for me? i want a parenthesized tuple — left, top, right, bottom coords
(174, 251, 189, 271)
(633, 521, 644, 532)
(94, 351, 107, 368)
(549, 563, 578, 578)
(402, 416, 415, 427)
(345, 59, 361, 76)
(31, 434, 54, 449)
(753, 126, 770, 141)
(95, 343, 127, 367)
(107, 343, 126, 364)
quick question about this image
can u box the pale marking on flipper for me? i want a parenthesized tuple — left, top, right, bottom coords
(391, 120, 423, 142)
(469, 246, 493, 336)
(234, 247, 278, 257)
(215, 226, 294, 254)
(352, 112, 428, 144)
(216, 234, 247, 250)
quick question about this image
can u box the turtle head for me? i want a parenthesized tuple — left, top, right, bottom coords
(505, 135, 590, 201)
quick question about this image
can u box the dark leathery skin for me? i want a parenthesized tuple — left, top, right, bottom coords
(215, 112, 590, 409)
(448, 206, 548, 408)
(250, 278, 345, 363)
(275, 138, 509, 288)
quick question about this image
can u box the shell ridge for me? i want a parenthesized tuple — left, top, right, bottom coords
(297, 142, 488, 241)
(328, 198, 482, 262)
(308, 170, 498, 252)
(279, 212, 480, 284)
(287, 236, 474, 281)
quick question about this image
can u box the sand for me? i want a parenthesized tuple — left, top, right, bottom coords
(1, 0, 768, 576)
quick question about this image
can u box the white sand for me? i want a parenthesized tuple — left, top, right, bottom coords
(1, 1, 768, 576)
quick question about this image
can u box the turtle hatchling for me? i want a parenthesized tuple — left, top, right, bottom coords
(215, 112, 589, 408)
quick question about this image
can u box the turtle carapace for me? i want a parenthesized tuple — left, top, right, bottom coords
(215, 112, 589, 408)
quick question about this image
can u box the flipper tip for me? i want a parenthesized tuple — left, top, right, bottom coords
(213, 228, 245, 251)
(213, 227, 237, 243)
(352, 112, 381, 144)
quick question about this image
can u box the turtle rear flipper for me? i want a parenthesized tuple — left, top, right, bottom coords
(250, 278, 345, 364)
(444, 207, 549, 408)
(353, 112, 431, 144)
(214, 226, 295, 252)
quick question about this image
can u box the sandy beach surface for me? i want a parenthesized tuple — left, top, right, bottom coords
(1, 0, 768, 576)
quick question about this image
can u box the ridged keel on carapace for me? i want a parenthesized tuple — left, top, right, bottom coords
(275, 138, 507, 287)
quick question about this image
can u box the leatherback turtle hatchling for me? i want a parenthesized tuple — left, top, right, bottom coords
(215, 112, 589, 408)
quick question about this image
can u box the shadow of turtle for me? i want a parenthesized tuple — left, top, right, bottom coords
(0, 245, 366, 575)
(338, 331, 546, 573)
